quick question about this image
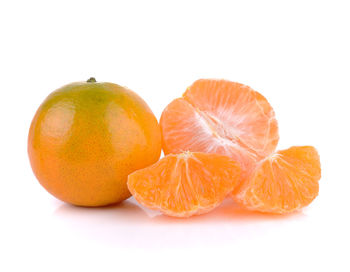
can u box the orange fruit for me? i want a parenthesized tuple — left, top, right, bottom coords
(127, 151, 241, 217)
(160, 79, 279, 179)
(28, 78, 161, 207)
(232, 146, 321, 213)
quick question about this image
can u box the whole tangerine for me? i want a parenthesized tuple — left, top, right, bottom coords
(28, 78, 161, 206)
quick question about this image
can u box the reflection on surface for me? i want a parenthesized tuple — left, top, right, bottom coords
(53, 197, 306, 248)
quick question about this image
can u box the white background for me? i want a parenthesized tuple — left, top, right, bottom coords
(1, 0, 349, 271)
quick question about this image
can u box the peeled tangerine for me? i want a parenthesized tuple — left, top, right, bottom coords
(232, 146, 321, 213)
(159, 79, 321, 215)
(160, 79, 279, 179)
(127, 152, 241, 217)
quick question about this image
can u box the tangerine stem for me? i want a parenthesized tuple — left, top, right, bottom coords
(87, 77, 96, 83)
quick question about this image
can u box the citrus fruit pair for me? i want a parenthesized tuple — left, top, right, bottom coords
(127, 79, 321, 216)
(28, 78, 321, 217)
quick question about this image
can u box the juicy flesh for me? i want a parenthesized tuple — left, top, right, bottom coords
(233, 146, 321, 213)
(160, 79, 279, 175)
(127, 152, 241, 217)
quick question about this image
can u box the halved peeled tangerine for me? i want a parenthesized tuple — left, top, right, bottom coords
(232, 146, 321, 213)
(127, 152, 241, 217)
(160, 79, 279, 179)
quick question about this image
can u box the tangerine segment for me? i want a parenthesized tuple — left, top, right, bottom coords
(160, 79, 279, 176)
(233, 146, 321, 214)
(127, 152, 241, 217)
